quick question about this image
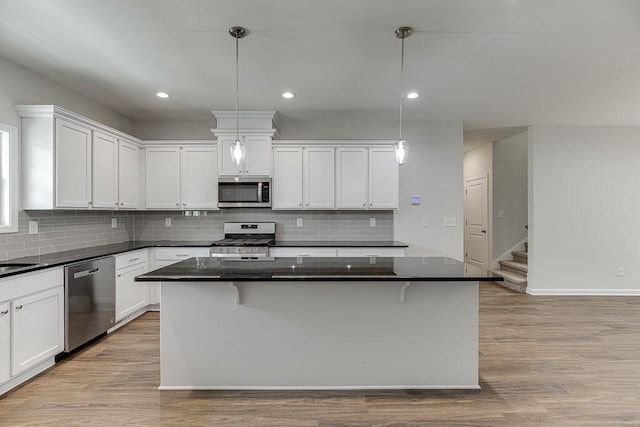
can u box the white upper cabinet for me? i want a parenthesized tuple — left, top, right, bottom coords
(336, 148, 368, 209)
(145, 147, 181, 209)
(17, 105, 143, 210)
(181, 146, 218, 209)
(118, 140, 139, 209)
(56, 119, 92, 208)
(272, 147, 303, 209)
(303, 146, 335, 209)
(211, 111, 277, 178)
(368, 147, 399, 209)
(217, 135, 272, 177)
(273, 142, 399, 211)
(145, 143, 218, 210)
(92, 131, 118, 209)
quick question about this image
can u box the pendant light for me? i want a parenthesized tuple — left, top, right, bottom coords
(394, 26, 412, 165)
(229, 26, 248, 166)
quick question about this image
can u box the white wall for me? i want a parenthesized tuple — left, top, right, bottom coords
(463, 143, 493, 265)
(0, 56, 133, 133)
(528, 126, 640, 295)
(281, 114, 464, 259)
(493, 131, 527, 261)
(133, 120, 214, 140)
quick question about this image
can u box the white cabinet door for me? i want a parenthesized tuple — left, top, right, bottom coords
(218, 135, 272, 177)
(55, 119, 92, 208)
(145, 147, 181, 209)
(336, 147, 368, 209)
(118, 140, 139, 209)
(272, 147, 303, 209)
(0, 301, 9, 384)
(92, 131, 118, 209)
(218, 136, 244, 176)
(11, 286, 63, 376)
(244, 135, 272, 176)
(116, 262, 149, 322)
(303, 147, 335, 209)
(368, 147, 399, 209)
(181, 146, 218, 209)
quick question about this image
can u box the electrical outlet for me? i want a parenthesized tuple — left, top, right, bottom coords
(28, 220, 38, 234)
(111, 218, 117, 228)
(498, 210, 504, 218)
(296, 218, 303, 227)
(422, 217, 429, 227)
(165, 218, 171, 227)
(370, 218, 376, 227)
(618, 267, 625, 277)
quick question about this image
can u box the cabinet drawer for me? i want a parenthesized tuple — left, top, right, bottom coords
(336, 248, 406, 257)
(115, 249, 149, 270)
(154, 247, 209, 261)
(269, 247, 337, 257)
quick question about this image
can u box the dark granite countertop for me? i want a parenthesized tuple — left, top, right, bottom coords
(135, 256, 502, 282)
(0, 240, 217, 279)
(272, 240, 408, 248)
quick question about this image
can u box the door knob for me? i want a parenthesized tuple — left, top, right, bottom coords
(481, 230, 486, 234)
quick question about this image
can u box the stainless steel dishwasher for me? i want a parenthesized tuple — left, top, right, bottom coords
(64, 256, 116, 352)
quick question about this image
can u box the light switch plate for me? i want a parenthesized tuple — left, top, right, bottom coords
(28, 220, 38, 234)
(444, 217, 457, 227)
(618, 267, 625, 277)
(111, 218, 117, 228)
(296, 218, 303, 227)
(370, 218, 376, 227)
(422, 217, 429, 227)
(165, 218, 171, 227)
(498, 210, 504, 218)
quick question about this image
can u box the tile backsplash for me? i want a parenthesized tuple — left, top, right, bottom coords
(0, 210, 134, 261)
(0, 209, 393, 260)
(134, 209, 393, 242)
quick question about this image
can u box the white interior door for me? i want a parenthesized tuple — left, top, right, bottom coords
(465, 176, 488, 275)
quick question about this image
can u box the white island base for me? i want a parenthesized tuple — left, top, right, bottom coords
(160, 280, 479, 390)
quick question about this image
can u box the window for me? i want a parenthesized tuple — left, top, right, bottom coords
(0, 123, 18, 233)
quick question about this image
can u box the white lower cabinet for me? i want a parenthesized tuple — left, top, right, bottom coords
(269, 247, 406, 258)
(0, 267, 64, 395)
(0, 301, 10, 384)
(115, 250, 150, 322)
(11, 286, 64, 376)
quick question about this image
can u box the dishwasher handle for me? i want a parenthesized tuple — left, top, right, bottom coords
(73, 267, 100, 279)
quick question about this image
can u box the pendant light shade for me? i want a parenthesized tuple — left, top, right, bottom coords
(394, 26, 412, 165)
(229, 26, 248, 166)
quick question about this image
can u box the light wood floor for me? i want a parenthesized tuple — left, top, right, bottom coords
(1, 283, 639, 426)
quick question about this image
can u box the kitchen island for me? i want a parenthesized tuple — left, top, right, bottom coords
(135, 256, 501, 390)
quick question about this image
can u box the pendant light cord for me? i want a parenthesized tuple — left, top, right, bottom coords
(235, 33, 240, 141)
(399, 34, 404, 142)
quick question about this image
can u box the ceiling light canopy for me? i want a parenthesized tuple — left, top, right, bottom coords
(282, 91, 295, 99)
(156, 92, 170, 99)
(406, 92, 419, 99)
(229, 26, 248, 166)
(393, 26, 412, 165)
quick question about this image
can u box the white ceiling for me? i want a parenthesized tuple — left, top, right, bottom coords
(1, 0, 640, 143)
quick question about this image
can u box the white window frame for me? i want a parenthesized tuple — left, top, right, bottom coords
(0, 123, 18, 233)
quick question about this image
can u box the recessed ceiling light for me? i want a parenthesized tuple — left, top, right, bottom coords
(406, 92, 419, 99)
(282, 91, 295, 99)
(156, 92, 170, 99)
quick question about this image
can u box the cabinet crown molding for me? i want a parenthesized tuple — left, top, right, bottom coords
(15, 105, 141, 144)
(272, 140, 395, 147)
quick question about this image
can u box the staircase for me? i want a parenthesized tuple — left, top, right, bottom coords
(493, 242, 528, 293)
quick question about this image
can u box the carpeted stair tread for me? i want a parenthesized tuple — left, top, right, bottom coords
(511, 250, 528, 259)
(499, 260, 528, 273)
(492, 269, 527, 285)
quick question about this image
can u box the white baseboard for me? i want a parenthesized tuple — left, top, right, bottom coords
(527, 288, 640, 296)
(158, 384, 481, 391)
(492, 237, 528, 270)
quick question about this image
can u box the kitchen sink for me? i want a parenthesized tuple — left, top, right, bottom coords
(0, 263, 41, 273)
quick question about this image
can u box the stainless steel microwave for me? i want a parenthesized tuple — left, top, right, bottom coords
(217, 177, 271, 208)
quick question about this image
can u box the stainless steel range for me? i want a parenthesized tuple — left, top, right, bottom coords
(209, 222, 275, 258)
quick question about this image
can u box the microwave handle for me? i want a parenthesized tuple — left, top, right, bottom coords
(258, 182, 263, 202)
